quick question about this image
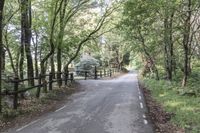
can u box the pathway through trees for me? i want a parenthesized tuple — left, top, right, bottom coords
(6, 72, 153, 133)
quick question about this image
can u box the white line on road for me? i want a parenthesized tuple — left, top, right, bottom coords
(55, 105, 66, 112)
(144, 119, 148, 125)
(143, 114, 146, 118)
(16, 119, 40, 132)
(140, 102, 144, 109)
(139, 96, 142, 100)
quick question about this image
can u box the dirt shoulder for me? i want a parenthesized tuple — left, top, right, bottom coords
(139, 82, 185, 133)
(0, 82, 82, 132)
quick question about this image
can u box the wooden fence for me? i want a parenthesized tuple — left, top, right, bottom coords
(1, 67, 119, 109)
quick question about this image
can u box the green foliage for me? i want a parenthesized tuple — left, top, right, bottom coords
(75, 55, 99, 71)
(143, 78, 200, 133)
(1, 108, 20, 119)
(121, 0, 200, 85)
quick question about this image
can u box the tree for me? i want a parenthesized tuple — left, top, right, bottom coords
(21, 0, 34, 85)
(63, 4, 118, 73)
(40, 0, 64, 92)
(121, 0, 200, 86)
(75, 54, 99, 74)
(161, 0, 176, 81)
(179, 0, 200, 87)
(56, 0, 90, 87)
(121, 0, 160, 80)
(0, 0, 5, 113)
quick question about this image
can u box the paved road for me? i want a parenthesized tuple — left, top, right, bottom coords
(6, 72, 154, 133)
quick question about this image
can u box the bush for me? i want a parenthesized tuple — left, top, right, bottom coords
(2, 109, 20, 119)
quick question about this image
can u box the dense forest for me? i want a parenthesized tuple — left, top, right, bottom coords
(1, 0, 200, 132)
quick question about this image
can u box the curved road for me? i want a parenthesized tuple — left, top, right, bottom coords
(6, 72, 154, 133)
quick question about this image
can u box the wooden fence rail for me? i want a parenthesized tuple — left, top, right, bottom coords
(1, 68, 118, 109)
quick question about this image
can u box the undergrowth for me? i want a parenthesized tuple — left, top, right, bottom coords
(142, 76, 200, 133)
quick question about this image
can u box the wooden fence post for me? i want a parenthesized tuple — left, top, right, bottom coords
(65, 71, 68, 86)
(85, 71, 87, 80)
(57, 72, 62, 87)
(110, 69, 112, 77)
(43, 75, 47, 93)
(52, 72, 56, 79)
(36, 74, 42, 98)
(100, 71, 102, 78)
(94, 66, 97, 80)
(49, 72, 53, 91)
(13, 77, 19, 109)
(104, 69, 106, 77)
(70, 73, 74, 83)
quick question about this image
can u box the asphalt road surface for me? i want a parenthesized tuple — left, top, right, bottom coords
(6, 72, 154, 133)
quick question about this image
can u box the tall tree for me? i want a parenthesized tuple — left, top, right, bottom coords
(0, 0, 5, 113)
(57, 0, 67, 87)
(56, 0, 90, 87)
(32, 29, 39, 77)
(21, 0, 34, 85)
(63, 4, 118, 73)
(182, 0, 192, 87)
(162, 1, 175, 81)
(40, 0, 64, 92)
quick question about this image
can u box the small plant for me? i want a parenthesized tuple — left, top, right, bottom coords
(2, 108, 20, 119)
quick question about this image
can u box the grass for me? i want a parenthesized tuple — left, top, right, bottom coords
(142, 77, 200, 133)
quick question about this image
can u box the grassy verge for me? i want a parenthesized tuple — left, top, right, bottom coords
(142, 78, 200, 133)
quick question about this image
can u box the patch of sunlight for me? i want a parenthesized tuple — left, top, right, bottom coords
(159, 93, 166, 97)
(165, 101, 183, 108)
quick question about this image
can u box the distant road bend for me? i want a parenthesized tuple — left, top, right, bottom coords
(7, 72, 154, 133)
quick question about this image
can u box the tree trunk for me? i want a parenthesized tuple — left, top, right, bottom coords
(57, 0, 67, 87)
(24, 0, 34, 85)
(21, 0, 34, 85)
(163, 11, 174, 81)
(32, 30, 39, 77)
(4, 30, 18, 76)
(19, 36, 24, 80)
(182, 46, 189, 87)
(182, 0, 191, 87)
(138, 28, 159, 80)
(0, 0, 5, 113)
(57, 46, 62, 87)
(2, 48, 5, 72)
(16, 49, 20, 77)
(40, 0, 64, 89)
(51, 54, 55, 78)
(35, 50, 39, 77)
